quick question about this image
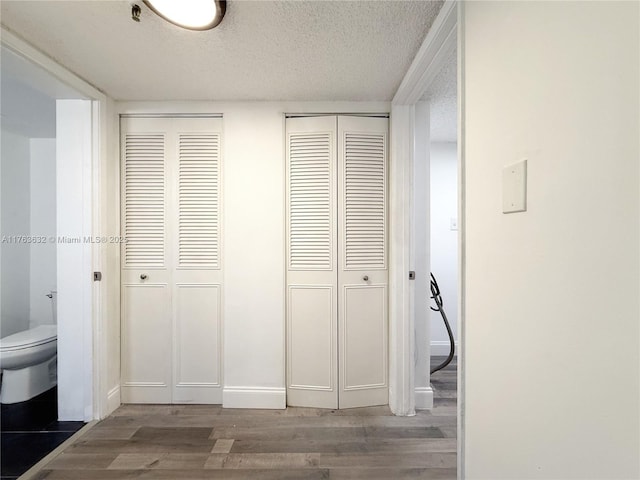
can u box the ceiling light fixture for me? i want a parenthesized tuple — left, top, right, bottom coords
(143, 0, 226, 31)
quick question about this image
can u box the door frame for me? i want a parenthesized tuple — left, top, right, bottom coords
(388, 0, 462, 474)
(0, 27, 111, 420)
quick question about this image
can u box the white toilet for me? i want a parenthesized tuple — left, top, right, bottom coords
(1, 290, 58, 404)
(0, 325, 58, 404)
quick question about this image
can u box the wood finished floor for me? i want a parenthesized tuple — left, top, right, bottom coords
(31, 358, 456, 479)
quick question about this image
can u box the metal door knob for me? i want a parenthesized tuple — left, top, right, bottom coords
(140, 274, 148, 280)
(362, 275, 369, 282)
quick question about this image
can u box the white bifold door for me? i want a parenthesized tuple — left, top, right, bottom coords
(120, 116, 223, 404)
(286, 115, 388, 409)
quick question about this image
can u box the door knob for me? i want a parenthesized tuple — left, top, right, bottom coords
(362, 275, 369, 282)
(140, 274, 148, 280)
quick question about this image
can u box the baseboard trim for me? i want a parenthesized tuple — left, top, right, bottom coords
(106, 385, 120, 415)
(431, 341, 459, 357)
(415, 386, 434, 410)
(223, 386, 286, 410)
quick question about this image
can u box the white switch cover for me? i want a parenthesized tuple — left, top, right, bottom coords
(502, 159, 527, 213)
(450, 218, 458, 230)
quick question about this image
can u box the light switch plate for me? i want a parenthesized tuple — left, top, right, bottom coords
(502, 159, 527, 213)
(450, 218, 458, 230)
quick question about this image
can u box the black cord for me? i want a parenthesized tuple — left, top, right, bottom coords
(430, 273, 455, 375)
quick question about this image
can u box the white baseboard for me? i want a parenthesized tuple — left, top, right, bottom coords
(106, 385, 120, 415)
(415, 386, 434, 410)
(223, 386, 286, 410)
(430, 341, 458, 357)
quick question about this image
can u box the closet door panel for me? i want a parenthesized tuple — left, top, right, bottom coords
(288, 286, 335, 389)
(338, 116, 389, 409)
(286, 116, 338, 409)
(121, 284, 172, 403)
(120, 117, 171, 403)
(171, 118, 223, 403)
(172, 284, 222, 403)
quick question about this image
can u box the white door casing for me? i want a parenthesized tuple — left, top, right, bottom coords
(120, 116, 223, 404)
(286, 115, 389, 409)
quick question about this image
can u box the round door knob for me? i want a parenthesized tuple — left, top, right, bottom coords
(362, 275, 369, 282)
(140, 274, 148, 280)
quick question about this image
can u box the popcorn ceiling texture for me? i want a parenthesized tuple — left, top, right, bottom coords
(1, 0, 444, 101)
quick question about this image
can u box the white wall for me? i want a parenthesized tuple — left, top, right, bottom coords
(29, 138, 56, 328)
(463, 2, 639, 478)
(116, 101, 389, 408)
(56, 100, 93, 421)
(1, 129, 31, 337)
(430, 141, 457, 355)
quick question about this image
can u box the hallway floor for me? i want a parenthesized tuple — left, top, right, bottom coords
(30, 359, 457, 479)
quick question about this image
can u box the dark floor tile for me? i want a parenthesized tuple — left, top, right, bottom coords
(1, 388, 57, 432)
(44, 421, 88, 432)
(1, 431, 74, 477)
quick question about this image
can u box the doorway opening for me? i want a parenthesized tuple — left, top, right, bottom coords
(0, 43, 93, 477)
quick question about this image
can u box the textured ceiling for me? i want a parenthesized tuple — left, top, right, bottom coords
(422, 46, 456, 143)
(0, 0, 444, 101)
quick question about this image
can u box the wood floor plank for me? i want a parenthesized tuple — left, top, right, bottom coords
(230, 437, 457, 454)
(107, 453, 210, 470)
(319, 452, 456, 469)
(211, 438, 234, 453)
(438, 426, 458, 438)
(363, 426, 445, 439)
(99, 415, 222, 428)
(328, 467, 456, 479)
(66, 437, 215, 454)
(32, 469, 331, 479)
(210, 426, 368, 441)
(43, 453, 118, 470)
(82, 426, 141, 440)
(205, 453, 321, 469)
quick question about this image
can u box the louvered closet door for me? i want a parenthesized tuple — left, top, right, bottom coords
(121, 116, 222, 404)
(121, 117, 172, 403)
(337, 116, 388, 408)
(286, 116, 338, 409)
(286, 115, 388, 409)
(170, 118, 222, 404)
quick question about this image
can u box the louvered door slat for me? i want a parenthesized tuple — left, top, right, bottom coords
(344, 132, 386, 269)
(124, 134, 165, 267)
(178, 134, 220, 268)
(288, 132, 332, 270)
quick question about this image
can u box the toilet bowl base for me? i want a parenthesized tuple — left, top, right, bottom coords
(1, 355, 57, 404)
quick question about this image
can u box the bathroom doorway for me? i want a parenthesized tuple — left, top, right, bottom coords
(0, 42, 97, 477)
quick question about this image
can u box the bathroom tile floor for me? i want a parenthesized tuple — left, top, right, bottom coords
(1, 387, 85, 479)
(23, 358, 457, 479)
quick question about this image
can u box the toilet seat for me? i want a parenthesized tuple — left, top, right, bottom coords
(0, 326, 57, 352)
